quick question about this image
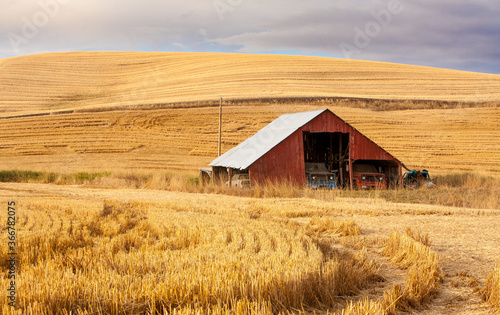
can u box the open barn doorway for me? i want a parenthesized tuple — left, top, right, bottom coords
(303, 132, 350, 188)
(352, 160, 400, 188)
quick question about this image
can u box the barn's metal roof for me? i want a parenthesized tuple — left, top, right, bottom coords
(210, 109, 327, 170)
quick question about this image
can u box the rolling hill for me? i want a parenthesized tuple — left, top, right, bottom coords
(1, 52, 499, 117)
(0, 52, 499, 175)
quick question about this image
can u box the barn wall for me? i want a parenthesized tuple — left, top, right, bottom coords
(249, 130, 305, 184)
(249, 110, 402, 185)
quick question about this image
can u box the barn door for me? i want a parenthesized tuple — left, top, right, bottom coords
(303, 132, 350, 187)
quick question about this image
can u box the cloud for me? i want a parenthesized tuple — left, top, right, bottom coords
(210, 0, 500, 73)
(0, 0, 499, 73)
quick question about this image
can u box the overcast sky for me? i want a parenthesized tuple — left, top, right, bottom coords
(1, 0, 499, 74)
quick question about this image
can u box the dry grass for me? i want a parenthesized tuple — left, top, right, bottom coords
(1, 168, 497, 210)
(0, 182, 498, 314)
(307, 216, 362, 237)
(1, 52, 499, 117)
(0, 198, 384, 314)
(339, 231, 442, 315)
(404, 227, 431, 247)
(433, 173, 500, 188)
(381, 232, 442, 313)
(0, 170, 110, 185)
(484, 263, 500, 312)
(96, 171, 500, 210)
(340, 299, 385, 315)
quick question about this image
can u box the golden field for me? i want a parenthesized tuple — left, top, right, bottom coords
(0, 105, 499, 176)
(1, 52, 500, 117)
(0, 184, 499, 314)
(0, 52, 499, 175)
(0, 52, 499, 314)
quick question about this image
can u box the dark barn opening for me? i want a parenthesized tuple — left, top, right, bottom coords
(212, 166, 228, 184)
(303, 132, 350, 187)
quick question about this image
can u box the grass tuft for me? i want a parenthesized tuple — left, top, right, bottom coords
(484, 263, 500, 311)
(404, 227, 431, 246)
(382, 232, 442, 312)
(340, 298, 385, 315)
(307, 216, 361, 237)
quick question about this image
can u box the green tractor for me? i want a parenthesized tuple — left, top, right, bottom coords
(403, 169, 436, 189)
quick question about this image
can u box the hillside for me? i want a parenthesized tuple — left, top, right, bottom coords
(0, 104, 498, 176)
(1, 52, 500, 117)
(0, 52, 499, 176)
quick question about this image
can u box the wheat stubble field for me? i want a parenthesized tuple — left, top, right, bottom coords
(1, 52, 500, 117)
(0, 52, 499, 314)
(0, 105, 499, 175)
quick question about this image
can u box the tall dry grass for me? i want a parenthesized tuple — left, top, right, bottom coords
(381, 232, 442, 313)
(106, 170, 500, 210)
(404, 227, 431, 247)
(484, 263, 500, 312)
(0, 170, 110, 185)
(433, 173, 499, 188)
(3, 168, 497, 210)
(338, 230, 442, 315)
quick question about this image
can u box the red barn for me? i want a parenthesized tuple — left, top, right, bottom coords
(210, 109, 404, 188)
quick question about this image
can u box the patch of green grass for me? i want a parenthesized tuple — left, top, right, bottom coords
(0, 170, 110, 184)
(0, 170, 45, 182)
(188, 177, 200, 186)
(71, 172, 111, 182)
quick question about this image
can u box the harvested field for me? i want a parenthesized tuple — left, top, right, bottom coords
(0, 105, 498, 175)
(0, 183, 499, 314)
(1, 52, 500, 117)
(1, 52, 498, 175)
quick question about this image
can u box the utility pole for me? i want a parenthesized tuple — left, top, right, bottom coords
(218, 96, 222, 157)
